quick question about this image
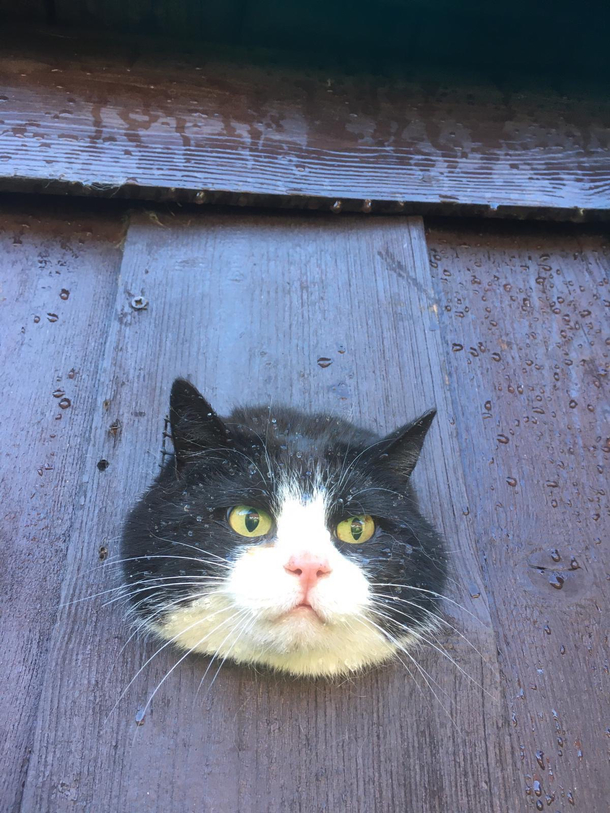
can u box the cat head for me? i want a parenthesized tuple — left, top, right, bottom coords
(121, 379, 447, 677)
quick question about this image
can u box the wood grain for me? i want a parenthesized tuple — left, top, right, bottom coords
(0, 30, 608, 219)
(0, 201, 125, 813)
(15, 211, 520, 812)
(426, 219, 610, 810)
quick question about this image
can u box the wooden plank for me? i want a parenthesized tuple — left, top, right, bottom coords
(19, 211, 520, 812)
(425, 219, 610, 810)
(0, 30, 608, 219)
(0, 200, 125, 812)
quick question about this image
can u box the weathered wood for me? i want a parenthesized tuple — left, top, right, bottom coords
(0, 201, 125, 813)
(0, 30, 608, 219)
(16, 210, 520, 812)
(426, 219, 610, 810)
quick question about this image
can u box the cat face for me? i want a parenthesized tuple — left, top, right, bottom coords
(121, 380, 447, 677)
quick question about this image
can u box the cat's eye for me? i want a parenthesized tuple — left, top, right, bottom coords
(335, 515, 375, 544)
(228, 505, 273, 538)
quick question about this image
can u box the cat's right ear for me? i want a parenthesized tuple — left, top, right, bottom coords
(169, 379, 230, 474)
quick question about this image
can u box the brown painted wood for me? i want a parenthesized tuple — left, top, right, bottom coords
(14, 210, 521, 812)
(0, 30, 608, 219)
(425, 219, 610, 810)
(0, 200, 125, 812)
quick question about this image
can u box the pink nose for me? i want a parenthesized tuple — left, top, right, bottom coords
(284, 552, 331, 591)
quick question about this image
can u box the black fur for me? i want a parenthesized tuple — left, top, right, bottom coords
(121, 379, 447, 643)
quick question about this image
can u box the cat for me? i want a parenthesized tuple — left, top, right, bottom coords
(120, 379, 447, 678)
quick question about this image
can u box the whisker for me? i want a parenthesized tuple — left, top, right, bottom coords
(132, 608, 251, 732)
(370, 595, 492, 666)
(369, 584, 488, 627)
(370, 606, 492, 699)
(105, 601, 234, 721)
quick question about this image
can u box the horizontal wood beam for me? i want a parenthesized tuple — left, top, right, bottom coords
(1, 29, 609, 220)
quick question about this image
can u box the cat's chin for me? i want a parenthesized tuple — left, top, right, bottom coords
(152, 600, 411, 678)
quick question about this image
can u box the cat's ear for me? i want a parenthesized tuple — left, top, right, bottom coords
(377, 409, 436, 478)
(169, 379, 230, 474)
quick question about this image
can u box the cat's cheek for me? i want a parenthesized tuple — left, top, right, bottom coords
(224, 546, 301, 615)
(313, 556, 371, 619)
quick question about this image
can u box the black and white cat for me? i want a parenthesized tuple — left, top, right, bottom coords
(121, 379, 447, 677)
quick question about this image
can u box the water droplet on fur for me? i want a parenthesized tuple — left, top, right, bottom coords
(548, 573, 564, 589)
(317, 357, 332, 368)
(506, 477, 517, 487)
(97, 459, 109, 471)
(47, 312, 59, 322)
(58, 397, 71, 409)
(196, 516, 202, 522)
(497, 434, 509, 444)
(52, 389, 65, 398)
(569, 556, 580, 570)
(59, 288, 70, 300)
(33, 315, 40, 323)
(338, 345, 346, 354)
(188, 530, 193, 537)
(535, 750, 545, 769)
(550, 548, 561, 562)
(452, 343, 463, 352)
(135, 708, 146, 725)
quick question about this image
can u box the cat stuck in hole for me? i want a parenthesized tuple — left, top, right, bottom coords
(121, 379, 447, 678)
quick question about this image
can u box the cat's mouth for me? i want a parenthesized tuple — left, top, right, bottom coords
(285, 602, 323, 621)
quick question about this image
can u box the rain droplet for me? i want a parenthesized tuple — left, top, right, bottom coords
(506, 477, 517, 487)
(58, 397, 71, 409)
(47, 313, 59, 322)
(535, 750, 545, 769)
(317, 357, 332, 368)
(33, 315, 40, 323)
(59, 289, 70, 300)
(452, 343, 463, 352)
(497, 434, 509, 444)
(550, 548, 561, 562)
(548, 573, 564, 590)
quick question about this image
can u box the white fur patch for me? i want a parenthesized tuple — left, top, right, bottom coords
(151, 476, 419, 676)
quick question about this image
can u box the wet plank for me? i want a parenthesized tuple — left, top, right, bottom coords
(0, 201, 125, 813)
(0, 30, 608, 219)
(426, 220, 610, 810)
(19, 211, 519, 812)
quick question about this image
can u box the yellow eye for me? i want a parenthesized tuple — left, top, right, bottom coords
(228, 505, 273, 538)
(336, 515, 375, 544)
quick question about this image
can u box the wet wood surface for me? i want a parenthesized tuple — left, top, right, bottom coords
(0, 202, 126, 812)
(425, 220, 610, 809)
(1, 200, 608, 811)
(0, 30, 609, 219)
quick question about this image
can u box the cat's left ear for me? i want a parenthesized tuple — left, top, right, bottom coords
(169, 379, 230, 474)
(377, 409, 436, 478)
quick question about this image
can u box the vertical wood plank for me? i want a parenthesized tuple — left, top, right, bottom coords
(0, 203, 125, 812)
(426, 220, 610, 810)
(19, 211, 520, 812)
